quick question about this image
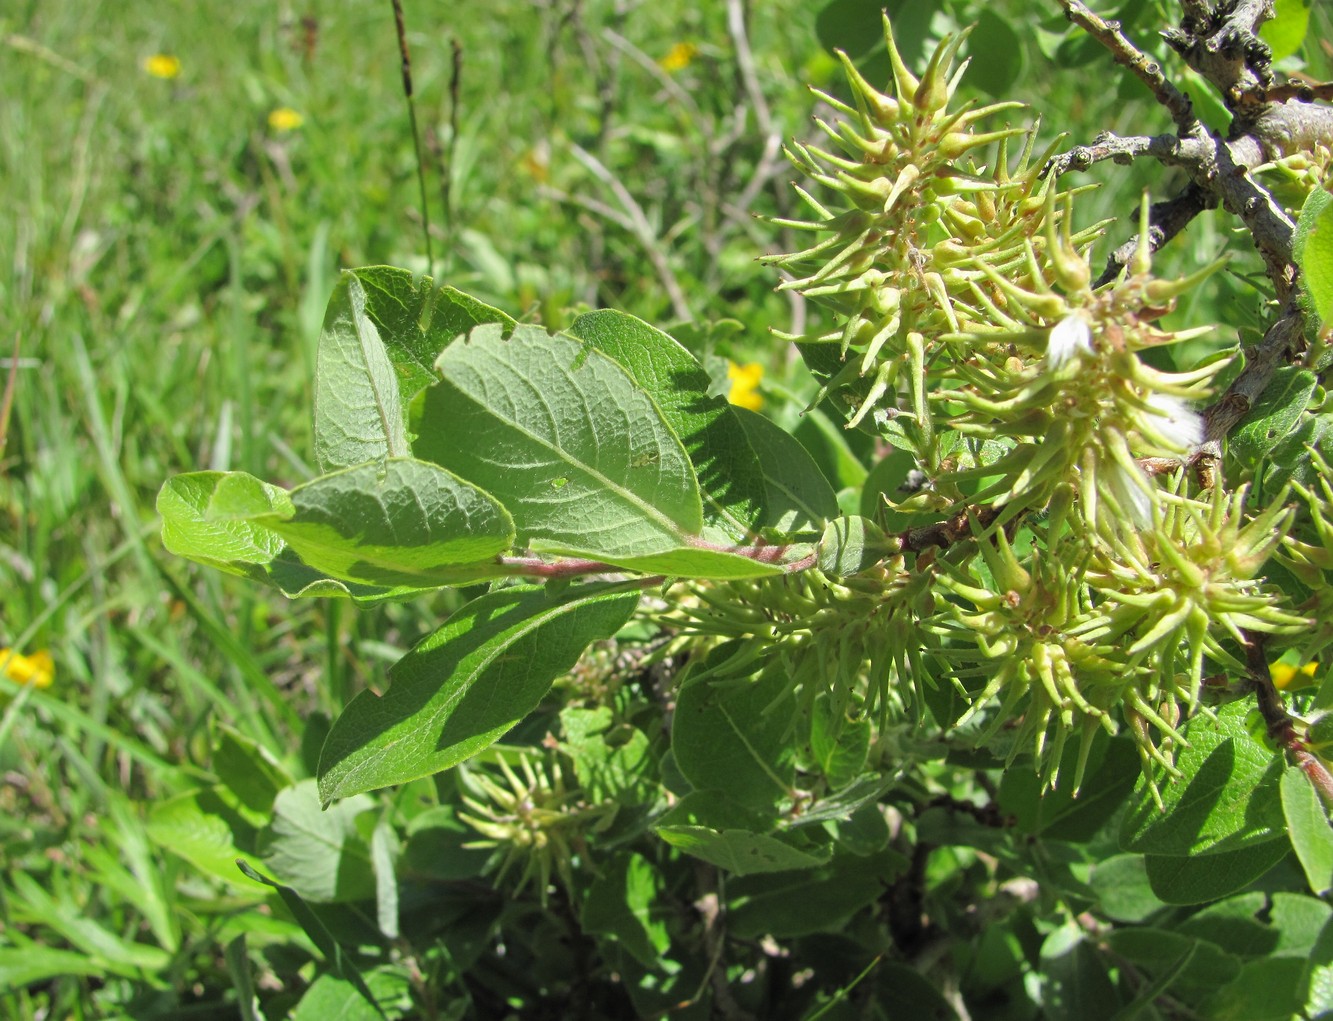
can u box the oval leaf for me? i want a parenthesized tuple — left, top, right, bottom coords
(568, 309, 768, 542)
(414, 324, 704, 561)
(317, 582, 640, 803)
(264, 459, 514, 587)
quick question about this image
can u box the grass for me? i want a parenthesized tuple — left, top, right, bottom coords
(3, 0, 1327, 1015)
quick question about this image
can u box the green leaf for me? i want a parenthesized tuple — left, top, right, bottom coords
(1038, 921, 1122, 1021)
(1105, 927, 1240, 994)
(567, 309, 768, 542)
(581, 852, 670, 968)
(1121, 702, 1287, 857)
(349, 265, 516, 413)
(726, 849, 904, 938)
(1143, 839, 1291, 905)
(263, 459, 514, 587)
(732, 406, 838, 536)
(1304, 917, 1333, 1019)
(655, 791, 830, 875)
(1297, 187, 1333, 325)
(809, 693, 871, 787)
(236, 860, 385, 1019)
(291, 971, 409, 1021)
(259, 780, 376, 902)
(0, 945, 104, 988)
(159, 472, 445, 603)
(1282, 766, 1333, 895)
(672, 657, 796, 812)
(146, 789, 257, 890)
(1089, 854, 1168, 924)
(401, 806, 491, 881)
(1229, 366, 1317, 469)
(318, 582, 639, 802)
(1205, 955, 1308, 1021)
(158, 472, 287, 583)
(1260, 0, 1312, 62)
(314, 272, 411, 471)
(415, 325, 782, 577)
(559, 706, 657, 807)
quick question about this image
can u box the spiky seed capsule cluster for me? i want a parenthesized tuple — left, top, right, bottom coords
(671, 564, 933, 744)
(732, 16, 1309, 792)
(766, 18, 1099, 439)
(931, 483, 1306, 801)
(458, 753, 606, 904)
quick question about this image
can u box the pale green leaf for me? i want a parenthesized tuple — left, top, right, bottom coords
(265, 459, 514, 586)
(1282, 766, 1333, 895)
(259, 780, 376, 903)
(415, 324, 705, 563)
(314, 272, 410, 471)
(1297, 188, 1333, 325)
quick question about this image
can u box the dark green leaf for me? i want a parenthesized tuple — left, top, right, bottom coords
(235, 860, 385, 1019)
(568, 309, 768, 542)
(732, 406, 838, 536)
(655, 791, 830, 875)
(1230, 366, 1317, 469)
(1090, 854, 1169, 923)
(672, 659, 796, 812)
(1204, 955, 1307, 1021)
(1121, 702, 1287, 857)
(1038, 921, 1122, 1021)
(727, 849, 903, 938)
(965, 9, 1025, 97)
(1143, 839, 1290, 904)
(581, 852, 669, 968)
(318, 583, 639, 802)
(350, 265, 515, 414)
(1105, 927, 1239, 994)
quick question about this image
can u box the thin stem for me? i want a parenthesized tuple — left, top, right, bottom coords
(390, 0, 435, 277)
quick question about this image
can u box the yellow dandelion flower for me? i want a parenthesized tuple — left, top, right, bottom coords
(268, 107, 305, 132)
(1270, 659, 1318, 691)
(0, 648, 54, 690)
(727, 361, 764, 412)
(143, 54, 182, 80)
(659, 42, 697, 73)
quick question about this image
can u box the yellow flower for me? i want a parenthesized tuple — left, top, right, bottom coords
(0, 648, 53, 689)
(658, 42, 697, 73)
(727, 361, 764, 411)
(143, 54, 181, 80)
(1270, 659, 1318, 691)
(267, 107, 304, 132)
